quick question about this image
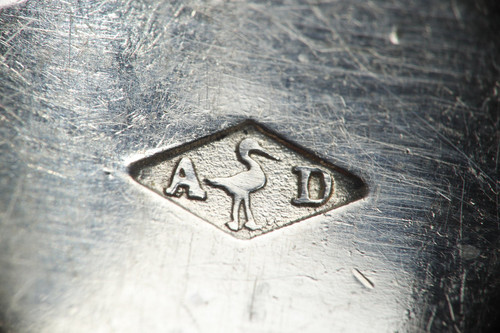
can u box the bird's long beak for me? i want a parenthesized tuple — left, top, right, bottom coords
(257, 148, 280, 161)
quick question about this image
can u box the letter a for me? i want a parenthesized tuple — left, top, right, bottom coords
(165, 157, 206, 200)
(292, 166, 332, 205)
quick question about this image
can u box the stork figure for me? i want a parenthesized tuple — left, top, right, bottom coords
(205, 138, 279, 231)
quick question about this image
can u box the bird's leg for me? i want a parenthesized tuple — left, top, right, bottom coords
(243, 195, 261, 230)
(226, 196, 242, 231)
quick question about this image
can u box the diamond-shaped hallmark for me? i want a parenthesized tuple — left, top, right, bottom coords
(129, 120, 367, 239)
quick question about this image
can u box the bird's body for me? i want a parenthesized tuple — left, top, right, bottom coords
(206, 138, 278, 231)
(208, 166, 266, 195)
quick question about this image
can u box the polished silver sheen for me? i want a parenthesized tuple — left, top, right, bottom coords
(0, 1, 498, 332)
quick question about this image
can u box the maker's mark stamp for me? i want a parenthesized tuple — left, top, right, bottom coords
(205, 138, 279, 231)
(129, 120, 367, 239)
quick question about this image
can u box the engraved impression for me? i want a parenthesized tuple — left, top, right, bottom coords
(129, 120, 367, 239)
(205, 138, 279, 231)
(165, 157, 206, 200)
(292, 166, 333, 206)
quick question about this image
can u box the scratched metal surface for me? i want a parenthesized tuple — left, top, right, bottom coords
(0, 1, 498, 332)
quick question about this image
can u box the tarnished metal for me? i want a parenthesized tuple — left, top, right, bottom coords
(0, 0, 499, 332)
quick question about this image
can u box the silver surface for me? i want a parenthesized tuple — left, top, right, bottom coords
(130, 121, 366, 239)
(0, 0, 499, 332)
